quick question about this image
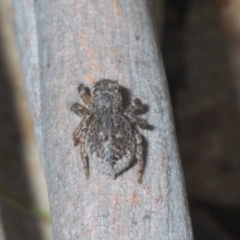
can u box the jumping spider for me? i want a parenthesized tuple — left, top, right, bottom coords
(71, 79, 149, 183)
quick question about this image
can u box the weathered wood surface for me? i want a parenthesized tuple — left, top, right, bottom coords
(12, 0, 193, 239)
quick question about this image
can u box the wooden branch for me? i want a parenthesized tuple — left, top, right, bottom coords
(12, 0, 193, 239)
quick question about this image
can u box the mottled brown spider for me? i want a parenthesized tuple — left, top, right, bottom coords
(71, 79, 149, 183)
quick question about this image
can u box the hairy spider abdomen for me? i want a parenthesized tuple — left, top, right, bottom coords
(86, 114, 135, 178)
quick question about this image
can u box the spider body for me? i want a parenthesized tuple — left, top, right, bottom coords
(71, 79, 148, 182)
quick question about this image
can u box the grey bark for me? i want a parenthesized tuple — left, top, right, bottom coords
(12, 0, 193, 239)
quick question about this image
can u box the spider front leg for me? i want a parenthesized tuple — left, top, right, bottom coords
(79, 120, 91, 178)
(78, 83, 92, 106)
(134, 129, 144, 183)
(73, 115, 92, 178)
(71, 102, 90, 146)
(124, 98, 147, 128)
(72, 116, 86, 146)
(125, 98, 145, 114)
(71, 102, 90, 117)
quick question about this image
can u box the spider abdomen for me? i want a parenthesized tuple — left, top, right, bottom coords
(86, 114, 135, 178)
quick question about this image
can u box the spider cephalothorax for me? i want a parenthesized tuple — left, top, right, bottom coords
(71, 79, 149, 182)
(91, 79, 122, 115)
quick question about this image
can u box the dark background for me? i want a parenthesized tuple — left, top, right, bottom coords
(161, 0, 240, 239)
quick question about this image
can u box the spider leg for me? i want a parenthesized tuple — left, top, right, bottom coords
(124, 98, 147, 128)
(78, 83, 92, 106)
(78, 115, 92, 178)
(134, 129, 144, 183)
(79, 127, 89, 178)
(125, 114, 148, 129)
(72, 116, 86, 146)
(71, 102, 90, 116)
(71, 99, 90, 146)
(125, 98, 145, 115)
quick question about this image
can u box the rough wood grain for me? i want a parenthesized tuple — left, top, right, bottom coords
(12, 0, 193, 239)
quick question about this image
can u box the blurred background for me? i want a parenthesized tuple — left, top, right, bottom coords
(0, 0, 240, 239)
(160, 0, 240, 239)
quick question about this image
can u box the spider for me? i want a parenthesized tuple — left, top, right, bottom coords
(71, 79, 148, 182)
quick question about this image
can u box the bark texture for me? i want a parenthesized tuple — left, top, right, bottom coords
(12, 0, 193, 239)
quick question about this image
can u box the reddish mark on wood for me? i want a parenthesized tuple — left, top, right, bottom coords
(86, 74, 95, 85)
(86, 228, 94, 237)
(79, 35, 85, 44)
(155, 197, 161, 204)
(115, 196, 120, 206)
(78, 35, 95, 57)
(130, 192, 137, 204)
(120, 224, 125, 231)
(91, 61, 100, 71)
(114, 0, 121, 17)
